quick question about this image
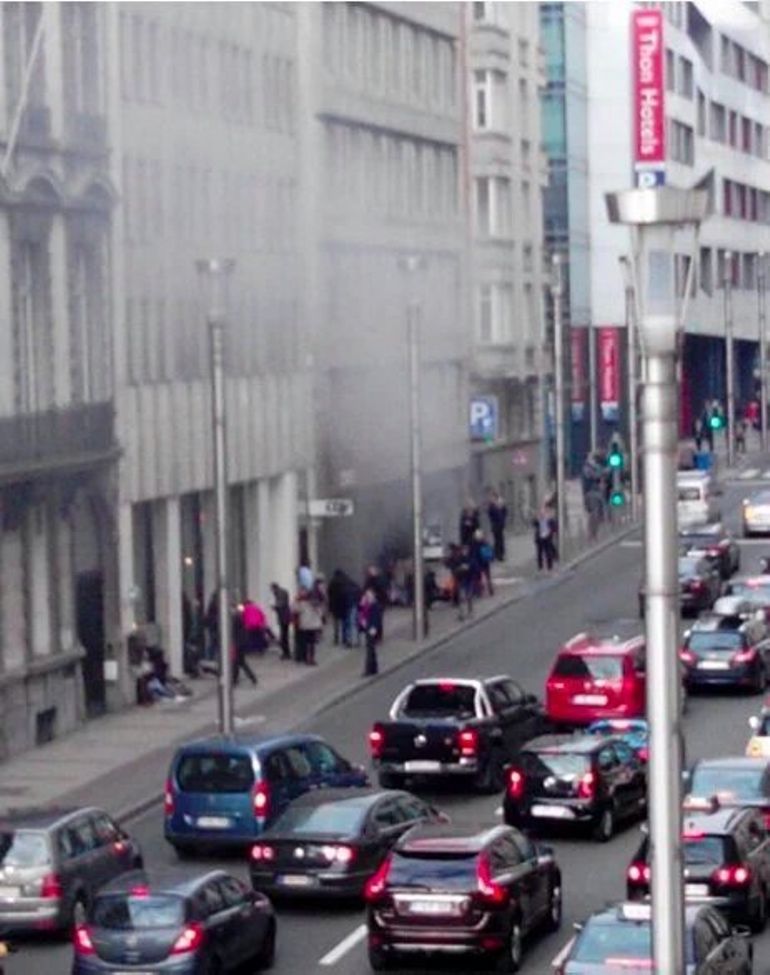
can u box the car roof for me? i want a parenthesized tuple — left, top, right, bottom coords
(691, 614, 746, 632)
(694, 756, 768, 771)
(99, 868, 221, 898)
(588, 901, 706, 926)
(0, 806, 97, 831)
(680, 523, 724, 536)
(523, 734, 607, 755)
(682, 806, 747, 835)
(560, 631, 643, 656)
(409, 678, 481, 689)
(173, 732, 322, 755)
(396, 823, 505, 854)
(279, 787, 384, 811)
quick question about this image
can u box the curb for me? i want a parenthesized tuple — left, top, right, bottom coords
(114, 522, 639, 826)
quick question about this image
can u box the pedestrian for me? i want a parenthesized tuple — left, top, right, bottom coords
(736, 416, 748, 454)
(459, 499, 480, 547)
(692, 415, 704, 453)
(532, 502, 558, 571)
(328, 569, 354, 647)
(291, 587, 323, 665)
(363, 565, 387, 641)
(297, 560, 314, 592)
(241, 598, 270, 654)
(487, 489, 508, 562)
(203, 591, 219, 661)
(472, 529, 495, 597)
(270, 582, 292, 659)
(231, 607, 258, 686)
(360, 588, 382, 677)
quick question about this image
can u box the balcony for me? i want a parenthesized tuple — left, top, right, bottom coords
(472, 343, 523, 379)
(0, 402, 117, 483)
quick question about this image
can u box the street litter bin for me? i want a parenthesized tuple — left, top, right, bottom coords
(694, 451, 713, 472)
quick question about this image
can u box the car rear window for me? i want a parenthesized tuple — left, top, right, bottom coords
(678, 486, 702, 502)
(176, 753, 254, 793)
(573, 919, 653, 964)
(690, 766, 764, 801)
(388, 851, 478, 891)
(270, 804, 365, 837)
(520, 751, 590, 780)
(92, 894, 185, 930)
(0, 830, 49, 868)
(552, 654, 624, 681)
(401, 684, 476, 718)
(687, 631, 743, 652)
(726, 582, 770, 604)
(682, 836, 729, 866)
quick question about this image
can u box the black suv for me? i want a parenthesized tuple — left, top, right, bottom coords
(365, 823, 561, 972)
(0, 807, 143, 934)
(681, 612, 770, 693)
(503, 734, 647, 842)
(627, 803, 770, 930)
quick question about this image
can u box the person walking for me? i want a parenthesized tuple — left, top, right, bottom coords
(231, 606, 258, 687)
(459, 500, 480, 547)
(360, 588, 382, 677)
(292, 587, 323, 666)
(532, 502, 558, 572)
(241, 598, 270, 654)
(327, 569, 352, 646)
(471, 529, 495, 597)
(363, 565, 387, 641)
(487, 490, 508, 562)
(270, 582, 292, 659)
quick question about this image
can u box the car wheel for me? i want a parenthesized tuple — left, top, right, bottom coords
(368, 944, 392, 971)
(252, 919, 276, 970)
(544, 882, 562, 932)
(592, 805, 615, 843)
(751, 888, 767, 933)
(377, 772, 405, 790)
(494, 918, 523, 972)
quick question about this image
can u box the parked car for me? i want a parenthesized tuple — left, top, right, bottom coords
(164, 733, 369, 855)
(0, 807, 143, 935)
(369, 676, 546, 793)
(365, 823, 562, 972)
(249, 787, 446, 900)
(71, 868, 275, 974)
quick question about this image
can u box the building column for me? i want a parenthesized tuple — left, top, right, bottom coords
(154, 498, 183, 677)
(257, 479, 273, 606)
(244, 481, 261, 603)
(270, 470, 298, 599)
(49, 216, 72, 408)
(42, 3, 64, 139)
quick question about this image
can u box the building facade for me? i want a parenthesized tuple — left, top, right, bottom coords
(111, 3, 311, 688)
(298, 2, 470, 574)
(467, 1, 549, 527)
(0, 3, 120, 757)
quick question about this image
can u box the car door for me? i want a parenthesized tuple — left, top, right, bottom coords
(613, 740, 645, 814)
(500, 679, 542, 750)
(216, 875, 260, 967)
(270, 747, 311, 814)
(195, 878, 235, 969)
(370, 799, 411, 856)
(700, 908, 743, 975)
(66, 814, 107, 902)
(484, 682, 516, 757)
(302, 740, 360, 789)
(596, 744, 624, 813)
(511, 830, 549, 921)
(90, 812, 135, 882)
(489, 835, 538, 931)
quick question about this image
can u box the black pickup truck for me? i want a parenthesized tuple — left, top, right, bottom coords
(368, 677, 548, 793)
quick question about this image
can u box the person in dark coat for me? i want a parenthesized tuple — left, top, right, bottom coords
(327, 569, 353, 647)
(360, 588, 382, 677)
(486, 490, 508, 562)
(270, 582, 292, 659)
(532, 502, 558, 571)
(363, 565, 387, 641)
(459, 500, 480, 547)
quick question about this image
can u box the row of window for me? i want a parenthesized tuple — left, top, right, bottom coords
(474, 175, 533, 237)
(701, 95, 767, 159)
(121, 156, 297, 255)
(119, 13, 295, 133)
(324, 122, 458, 222)
(699, 248, 765, 294)
(722, 179, 770, 224)
(665, 48, 693, 99)
(720, 33, 769, 94)
(473, 69, 530, 134)
(668, 119, 694, 166)
(321, 3, 457, 113)
(477, 280, 538, 349)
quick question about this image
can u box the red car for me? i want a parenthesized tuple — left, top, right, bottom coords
(545, 631, 646, 728)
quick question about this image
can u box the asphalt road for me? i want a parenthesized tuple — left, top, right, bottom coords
(11, 477, 770, 975)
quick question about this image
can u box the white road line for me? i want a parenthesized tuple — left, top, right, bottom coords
(319, 924, 367, 967)
(620, 539, 643, 548)
(763, 469, 770, 479)
(740, 468, 760, 479)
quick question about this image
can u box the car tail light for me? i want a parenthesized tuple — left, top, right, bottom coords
(707, 546, 722, 557)
(627, 861, 651, 884)
(762, 810, 770, 831)
(637, 746, 649, 763)
(733, 648, 757, 664)
(170, 922, 205, 955)
(250, 844, 275, 862)
(369, 726, 385, 759)
(689, 578, 705, 590)
(40, 873, 62, 899)
(476, 854, 509, 906)
(164, 778, 175, 816)
(252, 780, 270, 819)
(321, 844, 356, 864)
(507, 768, 525, 799)
(712, 864, 751, 887)
(458, 729, 478, 758)
(679, 649, 697, 665)
(130, 885, 151, 897)
(73, 924, 96, 955)
(364, 854, 392, 901)
(577, 771, 596, 799)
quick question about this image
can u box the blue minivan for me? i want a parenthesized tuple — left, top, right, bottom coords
(164, 733, 369, 855)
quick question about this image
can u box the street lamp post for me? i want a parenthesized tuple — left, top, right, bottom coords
(606, 187, 708, 975)
(196, 258, 236, 736)
(620, 256, 639, 520)
(399, 255, 427, 641)
(759, 253, 768, 451)
(724, 250, 736, 467)
(550, 253, 567, 552)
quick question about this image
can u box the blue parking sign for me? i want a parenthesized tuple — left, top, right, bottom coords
(469, 396, 498, 442)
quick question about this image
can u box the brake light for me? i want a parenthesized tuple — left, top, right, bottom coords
(369, 727, 385, 759)
(507, 768, 525, 799)
(130, 885, 150, 897)
(477, 854, 509, 906)
(438, 681, 456, 691)
(164, 778, 175, 816)
(707, 546, 722, 556)
(689, 579, 705, 590)
(577, 771, 596, 799)
(733, 648, 757, 663)
(73, 924, 95, 955)
(637, 747, 649, 763)
(250, 844, 275, 861)
(679, 649, 697, 665)
(364, 854, 392, 901)
(321, 844, 355, 864)
(170, 922, 205, 955)
(458, 729, 478, 758)
(713, 864, 751, 887)
(627, 861, 651, 884)
(252, 781, 270, 819)
(763, 811, 770, 831)
(40, 873, 62, 899)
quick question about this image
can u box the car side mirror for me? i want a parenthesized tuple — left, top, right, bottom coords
(749, 716, 761, 732)
(733, 924, 751, 939)
(683, 629, 691, 640)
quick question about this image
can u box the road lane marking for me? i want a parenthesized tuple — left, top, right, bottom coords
(319, 924, 367, 966)
(740, 469, 760, 479)
(620, 539, 643, 548)
(763, 469, 770, 478)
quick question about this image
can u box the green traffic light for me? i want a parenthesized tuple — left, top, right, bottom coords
(608, 450, 623, 469)
(610, 490, 625, 507)
(709, 414, 723, 430)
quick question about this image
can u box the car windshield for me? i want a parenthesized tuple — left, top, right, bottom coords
(679, 558, 701, 576)
(750, 492, 770, 506)
(690, 766, 764, 800)
(521, 751, 589, 780)
(176, 753, 254, 793)
(573, 919, 695, 965)
(758, 716, 770, 736)
(0, 830, 49, 868)
(269, 803, 365, 837)
(401, 684, 476, 717)
(92, 894, 185, 930)
(687, 631, 743, 652)
(553, 654, 623, 681)
(682, 836, 728, 866)
(388, 851, 478, 891)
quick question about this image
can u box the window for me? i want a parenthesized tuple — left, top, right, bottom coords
(13, 240, 53, 413)
(473, 69, 506, 130)
(670, 120, 694, 165)
(678, 56, 693, 98)
(474, 176, 511, 236)
(472, 1, 488, 21)
(477, 282, 513, 344)
(742, 116, 752, 153)
(479, 284, 493, 343)
(699, 247, 712, 295)
(696, 90, 705, 136)
(665, 48, 675, 91)
(63, 3, 100, 115)
(710, 101, 725, 143)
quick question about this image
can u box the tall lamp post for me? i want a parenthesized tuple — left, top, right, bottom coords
(619, 255, 639, 520)
(399, 255, 427, 641)
(196, 257, 236, 736)
(606, 187, 708, 975)
(550, 253, 567, 552)
(724, 250, 736, 467)
(759, 252, 768, 451)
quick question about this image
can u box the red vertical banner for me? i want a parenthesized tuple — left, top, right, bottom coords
(570, 328, 585, 420)
(631, 8, 666, 187)
(598, 326, 620, 421)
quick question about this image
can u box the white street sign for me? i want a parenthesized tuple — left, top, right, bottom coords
(308, 498, 354, 517)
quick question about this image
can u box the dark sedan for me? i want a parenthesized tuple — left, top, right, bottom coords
(680, 612, 770, 693)
(71, 868, 275, 974)
(250, 787, 446, 900)
(639, 555, 721, 618)
(680, 523, 741, 579)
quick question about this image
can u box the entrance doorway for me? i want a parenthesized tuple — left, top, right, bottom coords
(76, 569, 106, 717)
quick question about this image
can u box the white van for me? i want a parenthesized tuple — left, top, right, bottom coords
(677, 471, 720, 527)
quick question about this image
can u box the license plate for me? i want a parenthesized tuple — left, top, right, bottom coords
(698, 660, 729, 670)
(408, 899, 462, 916)
(279, 874, 316, 888)
(404, 760, 442, 773)
(0, 886, 19, 899)
(572, 694, 607, 706)
(685, 883, 710, 897)
(196, 816, 231, 829)
(530, 804, 574, 819)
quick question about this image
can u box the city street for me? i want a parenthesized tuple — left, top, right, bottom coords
(9, 473, 770, 974)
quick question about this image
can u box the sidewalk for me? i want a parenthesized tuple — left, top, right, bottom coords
(0, 505, 632, 823)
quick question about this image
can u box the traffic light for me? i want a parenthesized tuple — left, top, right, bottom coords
(608, 445, 624, 470)
(610, 489, 626, 507)
(709, 411, 725, 430)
